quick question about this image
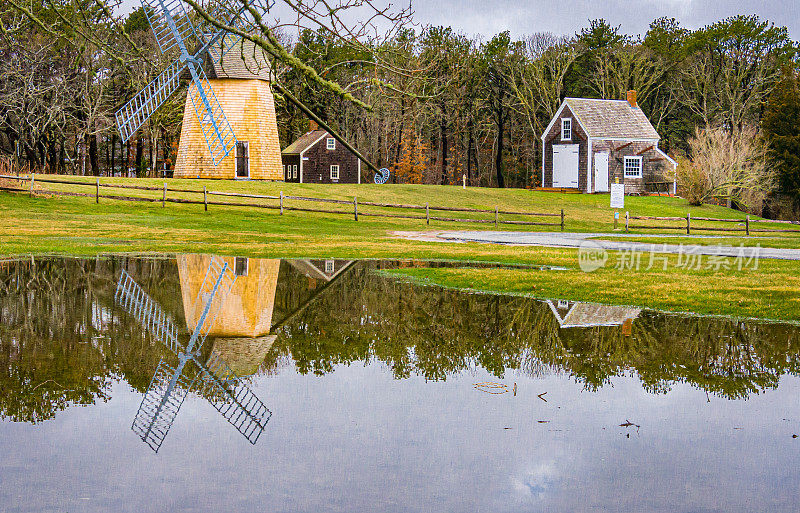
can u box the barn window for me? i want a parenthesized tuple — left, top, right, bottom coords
(293, 165, 297, 179)
(325, 260, 335, 274)
(561, 118, 571, 140)
(330, 165, 339, 180)
(624, 156, 643, 178)
(327, 138, 336, 150)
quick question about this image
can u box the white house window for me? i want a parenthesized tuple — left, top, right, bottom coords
(325, 260, 335, 274)
(624, 156, 643, 178)
(330, 164, 339, 180)
(326, 138, 336, 150)
(293, 165, 297, 179)
(561, 118, 571, 140)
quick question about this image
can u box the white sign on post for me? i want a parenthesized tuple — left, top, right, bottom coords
(610, 183, 625, 209)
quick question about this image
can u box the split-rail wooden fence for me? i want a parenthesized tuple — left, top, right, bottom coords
(621, 212, 800, 235)
(0, 174, 566, 230)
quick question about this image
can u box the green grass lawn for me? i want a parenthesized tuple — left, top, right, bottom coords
(1, 177, 799, 321)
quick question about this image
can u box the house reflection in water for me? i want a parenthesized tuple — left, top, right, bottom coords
(287, 259, 351, 290)
(178, 255, 281, 377)
(547, 299, 641, 333)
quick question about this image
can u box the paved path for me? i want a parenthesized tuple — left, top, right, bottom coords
(428, 231, 800, 261)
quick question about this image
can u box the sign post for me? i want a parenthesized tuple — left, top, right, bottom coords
(610, 183, 624, 230)
(610, 183, 625, 209)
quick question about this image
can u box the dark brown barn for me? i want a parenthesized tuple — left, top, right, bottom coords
(281, 127, 362, 184)
(540, 91, 677, 195)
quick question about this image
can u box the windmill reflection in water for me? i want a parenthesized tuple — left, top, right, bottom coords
(114, 256, 271, 452)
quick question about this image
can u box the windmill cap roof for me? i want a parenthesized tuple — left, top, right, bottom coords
(564, 97, 660, 140)
(188, 38, 272, 81)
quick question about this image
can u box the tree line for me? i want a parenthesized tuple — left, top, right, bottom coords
(1, 2, 799, 209)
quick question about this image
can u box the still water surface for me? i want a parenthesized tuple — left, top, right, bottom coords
(1, 256, 799, 512)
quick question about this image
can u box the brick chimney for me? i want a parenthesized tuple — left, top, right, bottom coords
(626, 90, 638, 108)
(309, 119, 319, 131)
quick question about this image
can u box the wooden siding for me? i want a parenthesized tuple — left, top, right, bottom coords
(177, 255, 280, 338)
(174, 79, 283, 180)
(292, 135, 361, 184)
(543, 105, 588, 190)
(282, 154, 300, 183)
(591, 141, 674, 194)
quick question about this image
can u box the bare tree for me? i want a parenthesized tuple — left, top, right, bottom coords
(680, 125, 776, 211)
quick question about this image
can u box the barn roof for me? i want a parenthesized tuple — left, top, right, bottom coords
(202, 38, 272, 81)
(561, 98, 661, 141)
(548, 300, 641, 328)
(281, 130, 328, 155)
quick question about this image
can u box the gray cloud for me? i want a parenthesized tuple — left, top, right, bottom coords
(410, 0, 800, 40)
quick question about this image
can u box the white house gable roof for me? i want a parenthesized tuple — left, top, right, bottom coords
(562, 98, 661, 141)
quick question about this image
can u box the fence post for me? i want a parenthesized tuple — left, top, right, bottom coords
(495, 206, 498, 228)
(686, 213, 691, 235)
(279, 191, 284, 215)
(625, 211, 629, 233)
(354, 196, 358, 221)
(560, 209, 565, 231)
(746, 215, 750, 236)
(96, 177, 100, 204)
(426, 202, 430, 225)
(462, 174, 466, 189)
(613, 212, 618, 230)
(203, 186, 208, 211)
(162, 182, 166, 207)
(30, 173, 34, 197)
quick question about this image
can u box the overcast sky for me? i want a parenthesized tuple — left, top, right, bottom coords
(120, 0, 800, 40)
(410, 0, 800, 40)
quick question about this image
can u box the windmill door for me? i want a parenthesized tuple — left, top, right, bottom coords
(236, 141, 249, 178)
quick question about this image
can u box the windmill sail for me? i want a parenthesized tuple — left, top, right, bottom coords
(197, 353, 272, 444)
(115, 60, 188, 143)
(185, 65, 238, 165)
(115, 269, 183, 354)
(142, 0, 199, 55)
(131, 358, 197, 452)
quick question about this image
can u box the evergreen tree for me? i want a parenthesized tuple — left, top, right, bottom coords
(763, 70, 800, 200)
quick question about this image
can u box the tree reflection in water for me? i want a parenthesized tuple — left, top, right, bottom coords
(1, 256, 799, 424)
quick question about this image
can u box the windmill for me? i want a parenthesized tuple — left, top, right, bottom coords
(115, 256, 272, 452)
(116, 0, 284, 180)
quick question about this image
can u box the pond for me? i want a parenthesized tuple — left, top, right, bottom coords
(1, 256, 799, 512)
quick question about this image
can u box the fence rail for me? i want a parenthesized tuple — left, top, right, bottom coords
(621, 211, 800, 235)
(0, 174, 566, 230)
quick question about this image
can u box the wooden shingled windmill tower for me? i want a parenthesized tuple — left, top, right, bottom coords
(115, 0, 283, 180)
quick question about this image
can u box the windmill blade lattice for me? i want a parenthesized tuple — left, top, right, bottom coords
(142, 0, 199, 55)
(197, 353, 272, 444)
(115, 60, 188, 143)
(115, 269, 183, 354)
(132, 358, 198, 452)
(185, 65, 238, 165)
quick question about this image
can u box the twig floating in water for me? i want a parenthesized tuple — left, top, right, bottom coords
(474, 382, 508, 394)
(537, 391, 548, 402)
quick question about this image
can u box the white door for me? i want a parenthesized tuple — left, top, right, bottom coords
(594, 152, 609, 192)
(552, 144, 579, 188)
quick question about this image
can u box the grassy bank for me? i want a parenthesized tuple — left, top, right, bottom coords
(1, 179, 799, 321)
(386, 255, 800, 322)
